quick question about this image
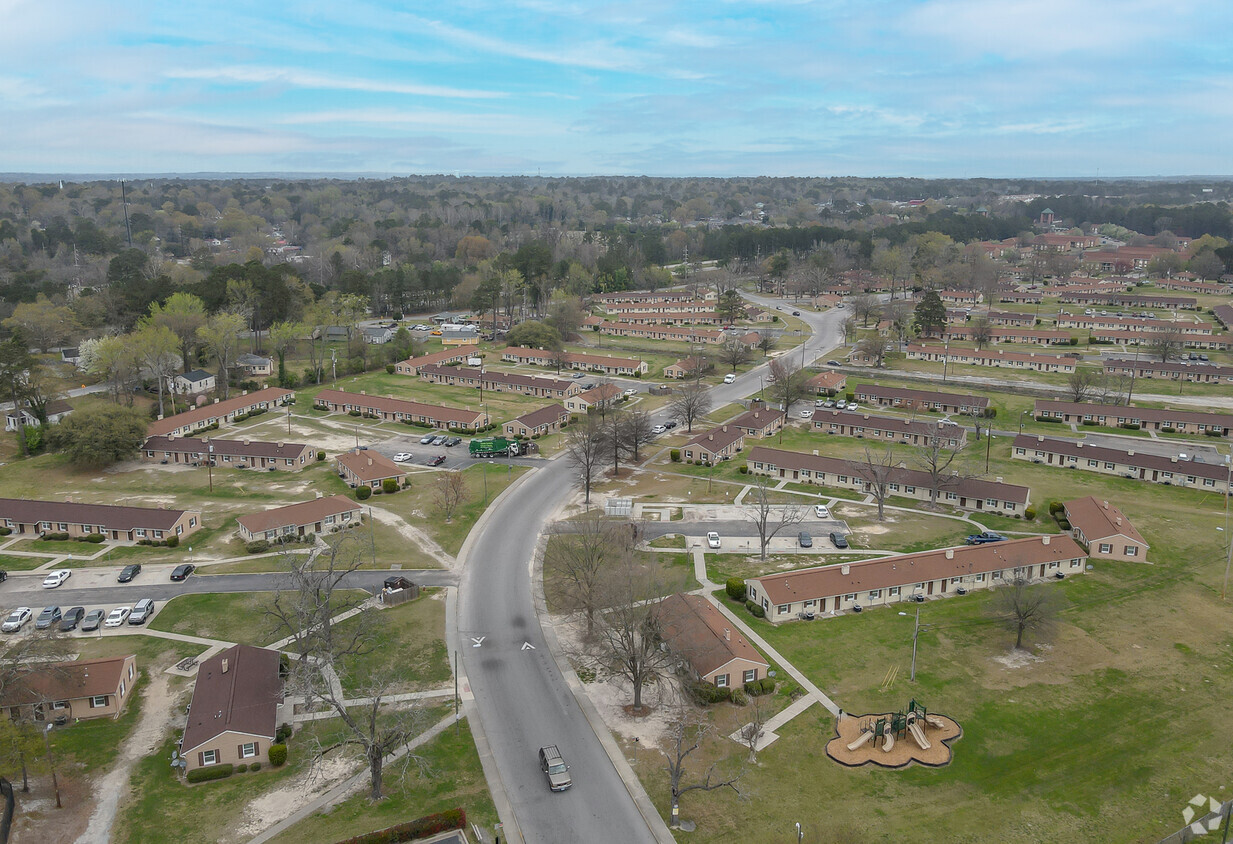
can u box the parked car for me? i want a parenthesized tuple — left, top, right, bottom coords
(419, 433, 437, 444)
(829, 531, 849, 549)
(1, 607, 32, 633)
(965, 532, 1007, 545)
(129, 598, 155, 624)
(35, 606, 62, 630)
(823, 400, 836, 408)
(799, 409, 813, 418)
(538, 745, 572, 792)
(170, 564, 195, 581)
(80, 609, 106, 632)
(792, 310, 801, 316)
(42, 570, 71, 589)
(814, 504, 830, 519)
(445, 437, 462, 447)
(0, 571, 6, 582)
(104, 607, 131, 627)
(706, 532, 721, 549)
(798, 531, 813, 548)
(572, 373, 585, 379)
(429, 455, 446, 466)
(834, 401, 847, 410)
(846, 403, 860, 411)
(723, 373, 736, 384)
(1200, 354, 1210, 362)
(59, 606, 85, 632)
(652, 424, 667, 435)
(118, 564, 142, 583)
(826, 360, 841, 366)
(623, 388, 637, 397)
(664, 421, 678, 430)
(431, 434, 449, 446)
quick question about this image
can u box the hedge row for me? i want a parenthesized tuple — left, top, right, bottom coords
(744, 677, 776, 696)
(186, 763, 234, 783)
(334, 808, 466, 844)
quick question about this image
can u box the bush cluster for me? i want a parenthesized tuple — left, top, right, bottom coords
(246, 540, 272, 554)
(745, 600, 765, 618)
(669, 450, 681, 464)
(725, 577, 747, 602)
(1081, 419, 1098, 426)
(738, 465, 749, 474)
(382, 478, 399, 495)
(685, 679, 745, 706)
(386, 364, 396, 374)
(40, 532, 71, 541)
(334, 808, 466, 844)
(268, 743, 288, 766)
(1205, 429, 1225, 437)
(275, 723, 294, 743)
(1024, 506, 1037, 520)
(1057, 518, 1072, 531)
(0, 527, 10, 536)
(186, 764, 234, 783)
(136, 538, 176, 547)
(356, 486, 372, 500)
(1120, 422, 1141, 430)
(743, 677, 776, 696)
(1048, 501, 1065, 515)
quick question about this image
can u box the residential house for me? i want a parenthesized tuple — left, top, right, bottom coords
(501, 346, 648, 376)
(0, 498, 200, 541)
(236, 494, 363, 542)
(171, 369, 217, 396)
(141, 436, 315, 470)
(1012, 434, 1232, 490)
(1102, 358, 1233, 383)
(149, 387, 295, 438)
(181, 645, 283, 773)
(441, 327, 480, 346)
(852, 384, 989, 416)
(1, 655, 138, 722)
(906, 344, 1078, 373)
(806, 371, 847, 395)
(1156, 279, 1227, 295)
(1062, 496, 1149, 563)
(1055, 315, 1213, 335)
(360, 326, 393, 345)
(682, 425, 745, 464)
(999, 291, 1043, 305)
(60, 347, 82, 369)
(564, 383, 622, 414)
(5, 399, 72, 432)
(940, 326, 1072, 346)
(503, 404, 570, 438)
(938, 290, 982, 305)
(581, 317, 725, 345)
(417, 365, 580, 398)
(393, 349, 474, 376)
(1213, 304, 1233, 330)
(232, 354, 274, 378)
(313, 389, 488, 430)
(745, 536, 1086, 623)
(811, 410, 967, 447)
(725, 404, 785, 438)
(664, 356, 713, 379)
(1058, 291, 1198, 310)
(746, 446, 1029, 513)
(659, 593, 769, 688)
(1033, 399, 1232, 437)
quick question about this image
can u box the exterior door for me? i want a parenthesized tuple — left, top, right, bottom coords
(927, 581, 934, 595)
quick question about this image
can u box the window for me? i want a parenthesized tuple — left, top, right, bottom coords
(975, 573, 985, 582)
(986, 498, 997, 506)
(1099, 543, 1112, 554)
(889, 587, 900, 596)
(90, 695, 108, 708)
(714, 674, 729, 688)
(777, 605, 790, 615)
(202, 750, 218, 766)
(743, 669, 758, 684)
(51, 700, 67, 710)
(1104, 462, 1115, 470)
(1071, 559, 1082, 567)
(845, 593, 856, 601)
(57, 523, 67, 531)
(1049, 561, 1059, 569)
(129, 664, 135, 679)
(1125, 546, 1138, 556)
(1015, 447, 1026, 456)
(868, 590, 881, 600)
(189, 517, 197, 527)
(240, 742, 258, 759)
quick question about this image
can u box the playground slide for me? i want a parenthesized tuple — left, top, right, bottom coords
(925, 714, 946, 730)
(882, 730, 895, 752)
(846, 730, 874, 752)
(907, 721, 931, 750)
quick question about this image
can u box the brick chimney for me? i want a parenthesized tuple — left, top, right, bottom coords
(841, 564, 850, 575)
(945, 548, 954, 559)
(724, 628, 731, 642)
(221, 658, 229, 674)
(1042, 535, 1051, 545)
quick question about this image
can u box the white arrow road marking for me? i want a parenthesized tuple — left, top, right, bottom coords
(521, 641, 536, 651)
(471, 637, 486, 647)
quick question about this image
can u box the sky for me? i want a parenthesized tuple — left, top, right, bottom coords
(2, 0, 1232, 178)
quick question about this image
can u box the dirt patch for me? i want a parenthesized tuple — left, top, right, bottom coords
(104, 460, 195, 475)
(365, 503, 454, 568)
(233, 753, 358, 839)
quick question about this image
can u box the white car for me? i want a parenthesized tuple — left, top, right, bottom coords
(799, 409, 813, 418)
(815, 504, 830, 519)
(847, 404, 860, 411)
(1, 607, 32, 633)
(42, 570, 71, 589)
(623, 388, 637, 397)
(723, 373, 736, 384)
(392, 452, 413, 462)
(104, 607, 131, 628)
(652, 424, 667, 435)
(706, 532, 721, 549)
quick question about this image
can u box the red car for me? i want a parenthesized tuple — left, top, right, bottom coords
(429, 455, 446, 466)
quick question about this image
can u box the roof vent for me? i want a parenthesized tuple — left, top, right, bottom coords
(724, 628, 731, 641)
(1042, 535, 1051, 545)
(841, 564, 850, 575)
(221, 658, 229, 674)
(945, 549, 954, 559)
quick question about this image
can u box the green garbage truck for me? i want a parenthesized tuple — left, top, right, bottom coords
(469, 437, 521, 458)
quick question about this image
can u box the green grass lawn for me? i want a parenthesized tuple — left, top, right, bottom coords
(149, 592, 288, 645)
(263, 717, 497, 844)
(0, 552, 56, 570)
(334, 590, 450, 694)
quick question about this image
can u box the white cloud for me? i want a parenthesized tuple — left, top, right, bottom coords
(163, 66, 505, 100)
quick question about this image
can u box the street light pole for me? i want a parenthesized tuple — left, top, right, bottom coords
(910, 606, 920, 682)
(42, 724, 62, 808)
(985, 433, 994, 473)
(1018, 409, 1031, 435)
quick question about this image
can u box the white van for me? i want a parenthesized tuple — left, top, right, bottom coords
(723, 373, 736, 384)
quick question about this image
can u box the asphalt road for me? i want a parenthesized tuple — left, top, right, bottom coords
(2, 568, 457, 613)
(457, 295, 846, 842)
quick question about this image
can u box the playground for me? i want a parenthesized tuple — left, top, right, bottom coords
(825, 699, 962, 769)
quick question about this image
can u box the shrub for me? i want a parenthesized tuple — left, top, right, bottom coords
(729, 689, 748, 706)
(335, 808, 467, 844)
(386, 364, 396, 374)
(1205, 429, 1225, 437)
(725, 577, 747, 602)
(1159, 425, 1176, 433)
(166, 535, 179, 548)
(1024, 506, 1037, 520)
(186, 764, 234, 783)
(249, 762, 261, 772)
(738, 465, 748, 474)
(382, 478, 399, 495)
(1048, 500, 1065, 515)
(633, 371, 641, 378)
(686, 680, 731, 706)
(846, 391, 855, 403)
(1120, 422, 1141, 430)
(745, 600, 765, 619)
(356, 486, 372, 500)
(268, 743, 288, 766)
(1069, 337, 1079, 345)
(984, 407, 997, 418)
(670, 449, 681, 462)
(317, 451, 326, 461)
(1056, 518, 1071, 531)
(349, 409, 362, 417)
(246, 540, 271, 554)
(235, 764, 248, 773)
(275, 723, 294, 743)
(0, 527, 9, 536)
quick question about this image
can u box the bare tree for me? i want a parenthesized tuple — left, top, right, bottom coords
(768, 357, 807, 412)
(588, 556, 673, 711)
(992, 576, 1062, 650)
(602, 410, 631, 476)
(851, 293, 878, 327)
(669, 382, 712, 433)
(739, 696, 769, 763)
(911, 435, 970, 508)
(744, 474, 806, 560)
(756, 334, 776, 357)
(433, 470, 468, 522)
(620, 408, 655, 462)
(545, 516, 629, 637)
(664, 705, 743, 828)
(1066, 368, 1098, 403)
(855, 336, 887, 368)
(1149, 328, 1183, 363)
(565, 415, 606, 505)
(839, 316, 859, 346)
(849, 445, 897, 521)
(969, 316, 993, 351)
(718, 339, 749, 372)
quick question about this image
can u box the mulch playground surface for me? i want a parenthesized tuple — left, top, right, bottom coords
(825, 712, 963, 769)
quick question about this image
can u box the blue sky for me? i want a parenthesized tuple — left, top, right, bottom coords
(2, 0, 1232, 177)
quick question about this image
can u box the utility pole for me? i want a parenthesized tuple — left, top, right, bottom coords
(910, 606, 920, 682)
(42, 725, 62, 808)
(120, 180, 132, 249)
(368, 506, 376, 566)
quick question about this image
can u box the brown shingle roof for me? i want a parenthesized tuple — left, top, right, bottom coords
(659, 594, 768, 677)
(0, 498, 191, 531)
(685, 425, 744, 452)
(0, 655, 132, 707)
(509, 404, 568, 429)
(236, 494, 361, 536)
(143, 435, 311, 461)
(578, 383, 621, 404)
(148, 388, 293, 437)
(1063, 496, 1148, 546)
(181, 645, 281, 752)
(336, 449, 406, 483)
(314, 389, 486, 426)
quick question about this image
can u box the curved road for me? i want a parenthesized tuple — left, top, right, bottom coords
(457, 296, 845, 843)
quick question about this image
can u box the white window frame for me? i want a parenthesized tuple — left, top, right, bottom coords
(714, 674, 729, 688)
(202, 749, 218, 766)
(240, 742, 258, 759)
(742, 669, 757, 684)
(90, 695, 108, 708)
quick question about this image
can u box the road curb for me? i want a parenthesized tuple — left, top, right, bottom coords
(530, 532, 677, 844)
